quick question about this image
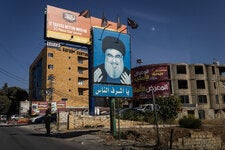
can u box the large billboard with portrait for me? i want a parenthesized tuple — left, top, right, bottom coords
(92, 27, 132, 97)
(45, 5, 127, 45)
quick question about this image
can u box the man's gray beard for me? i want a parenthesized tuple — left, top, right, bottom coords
(105, 61, 124, 79)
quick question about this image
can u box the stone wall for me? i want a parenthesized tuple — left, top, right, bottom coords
(56, 110, 143, 130)
(172, 131, 222, 150)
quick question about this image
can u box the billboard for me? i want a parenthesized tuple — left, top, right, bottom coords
(92, 27, 132, 97)
(45, 5, 127, 45)
(133, 81, 171, 99)
(132, 65, 169, 83)
(20, 101, 30, 115)
(31, 101, 66, 115)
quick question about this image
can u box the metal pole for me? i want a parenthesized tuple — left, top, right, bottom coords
(110, 98, 116, 137)
(152, 90, 160, 146)
(117, 98, 121, 140)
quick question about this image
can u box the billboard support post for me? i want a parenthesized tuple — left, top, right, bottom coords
(89, 97, 95, 115)
(110, 97, 116, 137)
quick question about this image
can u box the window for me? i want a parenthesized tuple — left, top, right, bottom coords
(198, 95, 207, 104)
(196, 80, 205, 89)
(187, 110, 194, 116)
(176, 65, 186, 74)
(198, 110, 205, 119)
(78, 58, 83, 64)
(178, 80, 188, 89)
(216, 95, 219, 104)
(195, 66, 204, 74)
(212, 66, 215, 74)
(78, 79, 84, 85)
(223, 95, 225, 103)
(48, 64, 54, 69)
(214, 82, 217, 89)
(180, 95, 189, 104)
(61, 98, 67, 101)
(219, 67, 225, 75)
(48, 53, 53, 57)
(78, 89, 83, 95)
(78, 68, 83, 74)
(48, 74, 54, 80)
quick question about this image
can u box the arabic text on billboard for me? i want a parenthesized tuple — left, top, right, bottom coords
(133, 81, 171, 99)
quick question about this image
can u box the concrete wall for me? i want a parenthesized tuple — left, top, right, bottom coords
(172, 131, 222, 150)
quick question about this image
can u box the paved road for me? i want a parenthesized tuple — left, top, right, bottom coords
(0, 125, 124, 150)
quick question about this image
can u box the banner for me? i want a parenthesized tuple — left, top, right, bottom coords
(133, 81, 171, 99)
(31, 101, 66, 115)
(45, 5, 127, 45)
(132, 65, 169, 83)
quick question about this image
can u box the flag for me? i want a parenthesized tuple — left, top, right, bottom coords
(101, 12, 108, 27)
(127, 17, 138, 29)
(117, 16, 122, 29)
(79, 9, 90, 18)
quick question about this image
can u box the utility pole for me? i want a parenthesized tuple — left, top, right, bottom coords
(47, 74, 55, 103)
(152, 90, 160, 146)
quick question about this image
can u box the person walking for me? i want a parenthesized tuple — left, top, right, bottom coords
(45, 106, 51, 135)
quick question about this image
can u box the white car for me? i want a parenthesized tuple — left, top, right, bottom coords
(135, 104, 160, 113)
(29, 115, 45, 124)
(11, 114, 19, 120)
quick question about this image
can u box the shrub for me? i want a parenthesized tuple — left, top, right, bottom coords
(178, 115, 202, 129)
(121, 109, 144, 121)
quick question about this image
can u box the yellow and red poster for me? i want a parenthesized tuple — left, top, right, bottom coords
(31, 101, 66, 115)
(46, 5, 127, 45)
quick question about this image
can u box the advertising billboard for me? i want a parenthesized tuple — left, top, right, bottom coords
(19, 101, 30, 115)
(45, 5, 127, 45)
(31, 101, 66, 115)
(133, 81, 171, 99)
(132, 65, 169, 83)
(92, 27, 132, 97)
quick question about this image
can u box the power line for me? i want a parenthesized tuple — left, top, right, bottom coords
(0, 67, 28, 84)
(0, 41, 28, 72)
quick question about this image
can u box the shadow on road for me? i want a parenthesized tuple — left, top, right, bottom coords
(29, 129, 101, 139)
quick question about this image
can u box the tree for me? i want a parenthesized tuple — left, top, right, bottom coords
(0, 83, 8, 95)
(7, 87, 28, 115)
(0, 84, 28, 116)
(0, 95, 11, 114)
(156, 96, 181, 123)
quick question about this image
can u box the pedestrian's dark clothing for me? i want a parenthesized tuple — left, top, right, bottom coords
(45, 108, 51, 135)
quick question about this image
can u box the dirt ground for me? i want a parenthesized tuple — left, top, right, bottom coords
(97, 118, 225, 149)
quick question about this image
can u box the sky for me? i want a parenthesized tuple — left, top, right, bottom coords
(1, 0, 225, 90)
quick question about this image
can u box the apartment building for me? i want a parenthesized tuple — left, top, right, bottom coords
(29, 41, 89, 108)
(132, 63, 225, 119)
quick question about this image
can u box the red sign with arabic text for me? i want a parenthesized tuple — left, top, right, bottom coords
(133, 81, 171, 99)
(132, 65, 169, 83)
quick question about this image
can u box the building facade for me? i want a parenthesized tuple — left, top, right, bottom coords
(131, 63, 225, 119)
(29, 42, 89, 108)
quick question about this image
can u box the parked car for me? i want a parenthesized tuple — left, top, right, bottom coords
(29, 115, 44, 124)
(29, 113, 57, 124)
(0, 115, 7, 123)
(135, 104, 160, 113)
(11, 114, 19, 121)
